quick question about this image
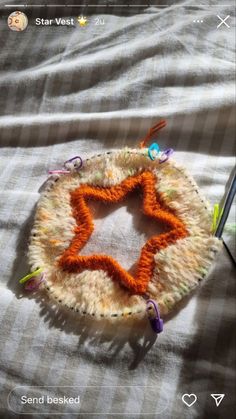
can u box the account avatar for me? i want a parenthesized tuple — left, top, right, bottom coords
(8, 11, 28, 31)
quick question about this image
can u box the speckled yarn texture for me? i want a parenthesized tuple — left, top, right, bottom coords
(28, 149, 222, 319)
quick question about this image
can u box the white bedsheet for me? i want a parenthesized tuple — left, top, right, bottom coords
(0, 1, 235, 418)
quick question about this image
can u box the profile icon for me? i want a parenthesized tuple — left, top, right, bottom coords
(8, 11, 28, 31)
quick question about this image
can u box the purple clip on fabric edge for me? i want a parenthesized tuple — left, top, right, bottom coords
(48, 156, 83, 175)
(24, 273, 46, 291)
(159, 148, 174, 164)
(64, 156, 83, 170)
(146, 299, 164, 334)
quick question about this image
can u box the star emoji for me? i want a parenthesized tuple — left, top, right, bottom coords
(77, 15, 88, 27)
(59, 171, 188, 295)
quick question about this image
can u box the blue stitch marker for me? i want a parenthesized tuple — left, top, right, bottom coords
(148, 143, 160, 161)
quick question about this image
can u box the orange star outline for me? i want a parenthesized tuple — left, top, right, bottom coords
(58, 171, 189, 295)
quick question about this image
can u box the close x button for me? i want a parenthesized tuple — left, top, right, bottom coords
(217, 15, 231, 28)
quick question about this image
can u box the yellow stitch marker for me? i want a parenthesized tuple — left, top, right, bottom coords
(19, 268, 43, 284)
(212, 204, 223, 233)
(212, 204, 218, 232)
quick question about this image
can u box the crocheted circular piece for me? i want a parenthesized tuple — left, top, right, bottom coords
(28, 149, 222, 319)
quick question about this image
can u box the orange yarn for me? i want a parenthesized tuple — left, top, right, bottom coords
(58, 171, 188, 294)
(139, 120, 167, 148)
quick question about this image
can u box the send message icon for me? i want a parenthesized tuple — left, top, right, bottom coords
(211, 394, 225, 407)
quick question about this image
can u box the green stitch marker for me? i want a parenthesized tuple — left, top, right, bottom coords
(19, 268, 43, 284)
(212, 203, 223, 233)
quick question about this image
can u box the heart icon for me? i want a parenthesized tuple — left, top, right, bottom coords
(182, 393, 197, 407)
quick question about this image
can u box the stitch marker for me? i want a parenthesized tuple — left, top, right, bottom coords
(159, 148, 174, 164)
(148, 143, 160, 161)
(146, 299, 163, 333)
(48, 156, 83, 175)
(25, 273, 46, 291)
(19, 267, 43, 284)
(64, 156, 83, 170)
(212, 203, 223, 233)
(215, 171, 236, 238)
(48, 170, 70, 175)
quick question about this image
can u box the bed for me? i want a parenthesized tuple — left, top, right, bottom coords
(0, 1, 235, 418)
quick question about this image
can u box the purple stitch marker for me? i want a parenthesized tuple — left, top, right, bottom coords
(159, 148, 174, 164)
(64, 156, 83, 170)
(25, 273, 45, 291)
(146, 299, 163, 333)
